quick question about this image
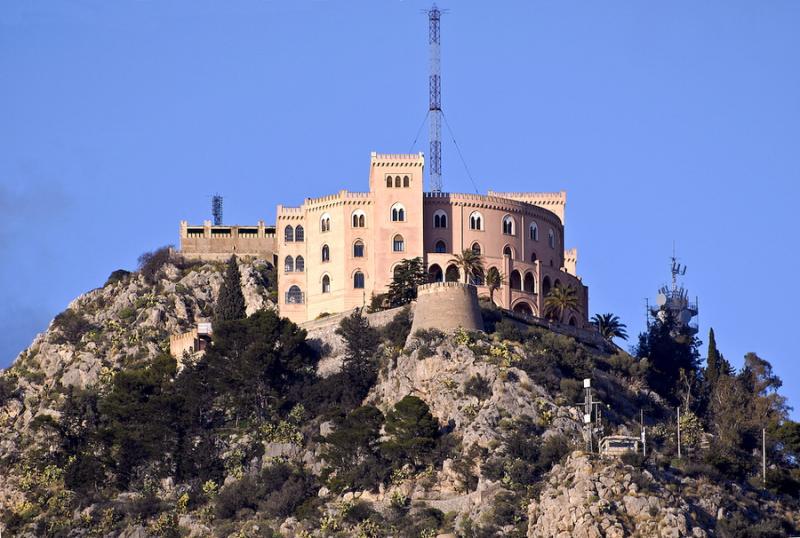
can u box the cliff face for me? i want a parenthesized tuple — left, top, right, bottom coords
(0, 259, 797, 537)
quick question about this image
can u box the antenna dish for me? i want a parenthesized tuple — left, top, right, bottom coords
(656, 293, 667, 307)
(679, 309, 692, 324)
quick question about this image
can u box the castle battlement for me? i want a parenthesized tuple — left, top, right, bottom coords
(370, 152, 425, 167)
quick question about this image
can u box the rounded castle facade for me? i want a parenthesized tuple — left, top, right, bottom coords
(179, 152, 589, 328)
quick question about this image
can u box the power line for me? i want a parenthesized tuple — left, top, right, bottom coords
(442, 111, 479, 194)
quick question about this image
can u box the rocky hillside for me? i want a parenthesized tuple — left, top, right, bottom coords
(0, 255, 274, 461)
(0, 252, 798, 537)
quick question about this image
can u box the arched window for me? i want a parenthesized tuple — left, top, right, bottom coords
(284, 225, 294, 242)
(320, 213, 331, 232)
(353, 240, 365, 258)
(503, 245, 513, 258)
(543, 276, 552, 296)
(568, 316, 577, 327)
(510, 270, 521, 290)
(295, 225, 304, 242)
(530, 252, 537, 262)
(469, 211, 483, 230)
(471, 269, 485, 286)
(403, 175, 410, 187)
(353, 271, 365, 289)
(284, 255, 294, 272)
(321, 244, 330, 262)
(471, 242, 481, 255)
(386, 176, 393, 188)
(393, 234, 405, 252)
(435, 240, 447, 253)
(433, 210, 448, 229)
(352, 210, 365, 228)
(322, 275, 331, 293)
(295, 255, 305, 272)
(502, 215, 515, 235)
(391, 203, 406, 222)
(529, 222, 538, 241)
(286, 285, 303, 304)
(445, 264, 460, 282)
(548, 229, 556, 249)
(523, 272, 535, 293)
(394, 175, 401, 188)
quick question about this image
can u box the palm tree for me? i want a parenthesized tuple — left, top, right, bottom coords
(543, 284, 579, 323)
(449, 249, 484, 285)
(485, 267, 504, 305)
(590, 313, 628, 341)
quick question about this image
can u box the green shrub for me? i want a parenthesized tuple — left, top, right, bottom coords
(620, 450, 644, 468)
(0, 376, 18, 406)
(138, 246, 173, 284)
(52, 309, 94, 345)
(559, 378, 583, 404)
(382, 307, 413, 348)
(118, 307, 136, 321)
(104, 269, 131, 287)
(464, 375, 492, 401)
(494, 319, 523, 342)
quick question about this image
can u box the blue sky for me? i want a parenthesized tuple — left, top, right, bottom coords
(1, 1, 799, 415)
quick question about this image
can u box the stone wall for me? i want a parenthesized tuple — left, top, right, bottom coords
(410, 282, 483, 335)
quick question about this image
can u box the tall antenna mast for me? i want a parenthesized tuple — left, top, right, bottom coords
(427, 4, 443, 192)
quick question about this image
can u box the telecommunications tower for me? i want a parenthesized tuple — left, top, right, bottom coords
(212, 194, 223, 226)
(426, 4, 443, 192)
(649, 250, 699, 337)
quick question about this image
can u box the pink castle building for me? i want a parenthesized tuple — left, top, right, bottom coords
(180, 152, 588, 327)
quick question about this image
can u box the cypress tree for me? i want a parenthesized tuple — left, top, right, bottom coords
(705, 327, 733, 389)
(215, 256, 247, 321)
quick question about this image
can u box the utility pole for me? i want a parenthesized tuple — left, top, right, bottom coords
(763, 428, 767, 486)
(676, 406, 681, 459)
(426, 4, 443, 192)
(640, 409, 646, 458)
(583, 378, 593, 452)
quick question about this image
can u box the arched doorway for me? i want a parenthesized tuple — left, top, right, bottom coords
(513, 302, 533, 316)
(543, 276, 552, 296)
(445, 264, 460, 282)
(428, 263, 443, 283)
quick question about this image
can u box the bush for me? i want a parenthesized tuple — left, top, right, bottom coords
(559, 378, 583, 404)
(0, 376, 18, 406)
(104, 269, 131, 287)
(262, 472, 314, 518)
(382, 307, 413, 348)
(52, 309, 93, 345)
(620, 450, 644, 468)
(464, 375, 492, 401)
(214, 475, 260, 519)
(138, 246, 173, 284)
(716, 510, 788, 538)
(538, 434, 571, 470)
(494, 319, 523, 342)
(480, 304, 503, 333)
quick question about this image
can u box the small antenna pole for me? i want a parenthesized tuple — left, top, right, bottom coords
(677, 406, 682, 459)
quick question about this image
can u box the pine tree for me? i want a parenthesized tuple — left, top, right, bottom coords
(215, 256, 247, 321)
(387, 257, 428, 307)
(382, 395, 439, 468)
(335, 310, 380, 379)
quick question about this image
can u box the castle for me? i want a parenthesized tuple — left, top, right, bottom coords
(179, 152, 589, 327)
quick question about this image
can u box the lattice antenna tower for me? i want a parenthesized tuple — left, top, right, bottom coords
(212, 194, 223, 226)
(426, 4, 444, 192)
